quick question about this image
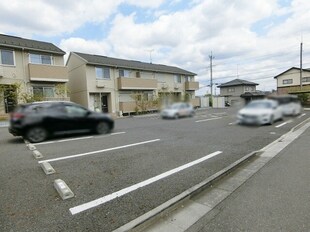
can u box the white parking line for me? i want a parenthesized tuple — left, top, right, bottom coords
(275, 120, 293, 128)
(229, 122, 237, 125)
(38, 139, 160, 163)
(196, 117, 222, 123)
(298, 113, 306, 119)
(33, 132, 126, 145)
(69, 150, 223, 215)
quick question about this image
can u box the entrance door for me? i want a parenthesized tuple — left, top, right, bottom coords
(101, 95, 109, 113)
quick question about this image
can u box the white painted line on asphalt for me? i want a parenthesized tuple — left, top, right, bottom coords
(196, 117, 222, 123)
(96, 131, 126, 138)
(38, 139, 160, 164)
(69, 150, 223, 215)
(229, 121, 237, 125)
(33, 132, 126, 145)
(298, 113, 306, 119)
(275, 120, 293, 128)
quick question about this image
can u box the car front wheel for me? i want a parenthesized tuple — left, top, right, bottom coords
(96, 121, 110, 134)
(25, 127, 48, 143)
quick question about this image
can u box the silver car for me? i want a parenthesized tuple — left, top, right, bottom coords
(161, 103, 195, 119)
(237, 99, 283, 125)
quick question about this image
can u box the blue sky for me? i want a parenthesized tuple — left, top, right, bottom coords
(0, 0, 309, 94)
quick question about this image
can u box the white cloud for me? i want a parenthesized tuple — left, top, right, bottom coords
(1, 0, 310, 94)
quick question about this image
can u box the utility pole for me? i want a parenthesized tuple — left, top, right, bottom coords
(209, 51, 214, 96)
(300, 42, 303, 89)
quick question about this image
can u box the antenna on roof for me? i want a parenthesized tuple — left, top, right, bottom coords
(146, 49, 154, 64)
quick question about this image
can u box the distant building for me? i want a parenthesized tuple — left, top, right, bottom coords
(0, 34, 68, 114)
(218, 79, 259, 105)
(274, 67, 310, 95)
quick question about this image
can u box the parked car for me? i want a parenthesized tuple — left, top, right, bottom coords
(161, 102, 195, 119)
(268, 95, 302, 116)
(9, 101, 114, 143)
(237, 99, 283, 125)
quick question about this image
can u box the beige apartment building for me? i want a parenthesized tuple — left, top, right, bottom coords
(67, 52, 199, 116)
(0, 34, 69, 114)
(274, 67, 310, 94)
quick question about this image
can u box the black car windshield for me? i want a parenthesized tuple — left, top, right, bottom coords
(246, 101, 272, 109)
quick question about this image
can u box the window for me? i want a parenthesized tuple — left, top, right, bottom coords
(136, 71, 141, 78)
(282, 79, 293, 84)
(96, 67, 110, 79)
(65, 105, 88, 117)
(119, 69, 130, 77)
(0, 49, 14, 65)
(29, 53, 52, 65)
(33, 86, 55, 98)
(174, 75, 181, 83)
(228, 88, 235, 92)
(185, 76, 192, 82)
(302, 77, 310, 83)
(245, 86, 254, 91)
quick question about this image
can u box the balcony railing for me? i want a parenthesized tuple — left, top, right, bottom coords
(28, 64, 68, 82)
(118, 77, 157, 90)
(185, 81, 199, 90)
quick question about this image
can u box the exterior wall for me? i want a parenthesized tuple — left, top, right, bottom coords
(276, 69, 310, 96)
(86, 65, 118, 115)
(220, 85, 256, 97)
(219, 85, 256, 105)
(67, 54, 199, 115)
(0, 47, 68, 114)
(67, 53, 89, 108)
(277, 84, 310, 95)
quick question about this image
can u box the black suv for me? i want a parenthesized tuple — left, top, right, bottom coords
(9, 101, 114, 143)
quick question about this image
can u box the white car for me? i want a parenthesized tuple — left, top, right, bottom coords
(269, 95, 302, 116)
(161, 103, 195, 119)
(237, 99, 283, 125)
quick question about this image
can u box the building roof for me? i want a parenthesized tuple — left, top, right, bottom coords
(240, 91, 267, 98)
(0, 34, 65, 55)
(273, 67, 310, 79)
(218, 79, 258, 88)
(72, 52, 196, 76)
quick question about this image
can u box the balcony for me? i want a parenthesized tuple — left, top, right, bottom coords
(118, 77, 157, 90)
(185, 81, 199, 90)
(28, 64, 68, 82)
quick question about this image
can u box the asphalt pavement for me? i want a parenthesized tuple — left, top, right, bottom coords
(142, 117, 310, 232)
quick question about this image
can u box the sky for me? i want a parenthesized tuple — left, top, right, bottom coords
(1, 0, 309, 96)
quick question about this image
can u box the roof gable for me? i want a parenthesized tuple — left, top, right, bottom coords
(273, 67, 310, 79)
(72, 52, 196, 76)
(0, 34, 65, 55)
(218, 79, 258, 88)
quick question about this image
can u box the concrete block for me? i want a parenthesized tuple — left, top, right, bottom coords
(54, 179, 74, 200)
(28, 144, 36, 151)
(40, 162, 56, 175)
(33, 150, 43, 159)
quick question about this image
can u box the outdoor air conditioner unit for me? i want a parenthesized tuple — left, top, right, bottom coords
(96, 81, 105, 88)
(174, 83, 180, 89)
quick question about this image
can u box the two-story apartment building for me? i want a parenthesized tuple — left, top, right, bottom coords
(67, 52, 198, 116)
(0, 34, 68, 114)
(274, 67, 310, 95)
(218, 79, 258, 105)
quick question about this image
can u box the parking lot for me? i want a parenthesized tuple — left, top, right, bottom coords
(0, 108, 309, 231)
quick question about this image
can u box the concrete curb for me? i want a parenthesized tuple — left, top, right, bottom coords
(113, 151, 258, 232)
